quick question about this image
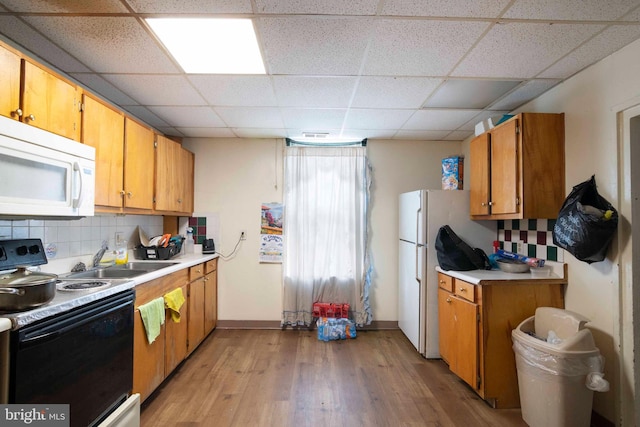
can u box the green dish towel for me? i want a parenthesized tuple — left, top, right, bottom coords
(138, 297, 165, 344)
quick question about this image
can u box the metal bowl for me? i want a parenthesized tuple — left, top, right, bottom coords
(496, 258, 530, 273)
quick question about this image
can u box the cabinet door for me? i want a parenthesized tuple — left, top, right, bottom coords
(165, 283, 189, 374)
(133, 309, 165, 403)
(22, 60, 81, 141)
(181, 146, 195, 214)
(489, 119, 519, 216)
(0, 44, 21, 120)
(154, 135, 180, 212)
(469, 133, 491, 216)
(438, 288, 455, 364)
(204, 271, 217, 334)
(124, 118, 154, 210)
(82, 94, 125, 207)
(451, 295, 479, 389)
(187, 277, 205, 354)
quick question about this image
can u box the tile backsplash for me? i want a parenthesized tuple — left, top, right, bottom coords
(0, 215, 163, 260)
(497, 219, 564, 262)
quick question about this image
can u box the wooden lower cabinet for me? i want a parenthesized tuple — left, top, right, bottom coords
(133, 308, 165, 402)
(187, 258, 218, 354)
(204, 259, 218, 333)
(187, 276, 205, 354)
(165, 283, 189, 374)
(437, 272, 565, 408)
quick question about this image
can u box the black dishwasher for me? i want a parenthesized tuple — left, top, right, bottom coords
(9, 289, 135, 427)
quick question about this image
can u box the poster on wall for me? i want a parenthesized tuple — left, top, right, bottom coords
(260, 202, 283, 263)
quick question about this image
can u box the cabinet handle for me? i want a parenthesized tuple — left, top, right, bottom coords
(11, 108, 22, 118)
(26, 114, 36, 122)
(446, 298, 452, 303)
(120, 190, 126, 196)
(439, 280, 445, 284)
(127, 192, 132, 198)
(459, 288, 467, 293)
(177, 198, 182, 203)
(488, 201, 493, 206)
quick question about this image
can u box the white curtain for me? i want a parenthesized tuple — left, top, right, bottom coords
(282, 146, 372, 327)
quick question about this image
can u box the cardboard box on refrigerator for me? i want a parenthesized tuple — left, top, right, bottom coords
(442, 156, 464, 190)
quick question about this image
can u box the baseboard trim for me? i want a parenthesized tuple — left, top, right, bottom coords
(216, 320, 399, 330)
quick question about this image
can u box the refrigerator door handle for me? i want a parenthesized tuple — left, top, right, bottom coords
(415, 244, 421, 283)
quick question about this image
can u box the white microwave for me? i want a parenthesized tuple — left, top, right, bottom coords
(0, 115, 95, 219)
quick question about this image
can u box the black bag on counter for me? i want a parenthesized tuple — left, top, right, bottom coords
(435, 225, 490, 271)
(553, 175, 618, 264)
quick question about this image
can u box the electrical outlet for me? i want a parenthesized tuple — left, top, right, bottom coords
(516, 241, 524, 254)
(240, 230, 246, 240)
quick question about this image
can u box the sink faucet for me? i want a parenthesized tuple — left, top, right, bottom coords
(92, 240, 109, 268)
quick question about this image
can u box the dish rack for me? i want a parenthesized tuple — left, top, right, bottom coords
(134, 237, 184, 260)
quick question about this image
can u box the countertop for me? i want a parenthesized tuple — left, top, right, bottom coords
(436, 260, 567, 285)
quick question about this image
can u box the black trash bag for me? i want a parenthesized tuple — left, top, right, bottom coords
(435, 225, 490, 271)
(553, 175, 618, 264)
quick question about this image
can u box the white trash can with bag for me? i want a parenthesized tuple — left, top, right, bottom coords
(512, 307, 609, 427)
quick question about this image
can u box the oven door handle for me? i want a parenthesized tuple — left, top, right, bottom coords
(20, 298, 133, 349)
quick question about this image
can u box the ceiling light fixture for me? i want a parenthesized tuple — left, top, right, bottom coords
(146, 18, 266, 74)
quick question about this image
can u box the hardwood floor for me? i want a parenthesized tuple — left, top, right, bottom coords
(140, 329, 526, 426)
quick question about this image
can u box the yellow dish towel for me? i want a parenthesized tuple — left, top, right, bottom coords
(164, 287, 186, 323)
(138, 297, 165, 344)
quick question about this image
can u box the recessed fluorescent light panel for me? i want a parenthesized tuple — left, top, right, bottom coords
(146, 18, 265, 74)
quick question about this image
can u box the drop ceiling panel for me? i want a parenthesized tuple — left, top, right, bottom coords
(490, 80, 560, 110)
(444, 130, 476, 141)
(22, 16, 180, 74)
(121, 106, 168, 129)
(281, 108, 347, 130)
(503, 0, 639, 21)
(0, 0, 127, 13)
(176, 127, 237, 138)
(273, 76, 357, 108)
(380, 0, 512, 18)
(233, 128, 287, 138)
(188, 75, 278, 106)
(393, 130, 452, 140)
(453, 22, 605, 78)
(257, 17, 372, 75)
(127, 0, 253, 13)
(425, 79, 522, 108)
(351, 77, 443, 108)
(344, 109, 414, 130)
(147, 106, 226, 128)
(70, 73, 139, 106)
(364, 19, 490, 76)
(341, 129, 398, 139)
(215, 107, 285, 128)
(539, 25, 640, 78)
(402, 109, 481, 130)
(254, 0, 379, 15)
(103, 75, 207, 106)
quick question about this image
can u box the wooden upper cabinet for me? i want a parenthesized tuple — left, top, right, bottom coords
(124, 118, 155, 210)
(22, 59, 81, 141)
(155, 134, 194, 215)
(0, 43, 21, 120)
(81, 94, 125, 208)
(469, 113, 565, 220)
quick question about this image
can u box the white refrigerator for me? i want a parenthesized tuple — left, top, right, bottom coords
(398, 190, 496, 358)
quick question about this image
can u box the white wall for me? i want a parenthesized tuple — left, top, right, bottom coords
(183, 138, 462, 323)
(461, 38, 640, 423)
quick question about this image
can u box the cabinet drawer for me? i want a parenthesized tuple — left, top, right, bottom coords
(438, 273, 453, 292)
(205, 258, 217, 274)
(189, 263, 205, 281)
(455, 280, 476, 303)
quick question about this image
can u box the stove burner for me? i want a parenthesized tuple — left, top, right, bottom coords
(57, 281, 111, 291)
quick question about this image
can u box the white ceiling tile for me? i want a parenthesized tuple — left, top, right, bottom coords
(121, 106, 168, 128)
(70, 73, 139, 105)
(281, 108, 347, 129)
(381, 0, 512, 18)
(352, 77, 443, 108)
(393, 130, 451, 140)
(503, 0, 639, 21)
(0, 17, 91, 73)
(103, 75, 207, 106)
(364, 19, 489, 76)
(256, 17, 372, 75)
(539, 25, 640, 78)
(273, 76, 357, 108)
(233, 128, 287, 138)
(254, 0, 378, 15)
(188, 75, 277, 106)
(215, 107, 285, 128)
(147, 106, 226, 128)
(286, 129, 343, 139)
(341, 129, 397, 139)
(621, 6, 640, 21)
(177, 128, 237, 138)
(402, 109, 481, 130)
(489, 80, 560, 110)
(425, 79, 522, 108)
(444, 130, 475, 141)
(22, 16, 180, 73)
(0, 0, 127, 12)
(344, 109, 414, 130)
(127, 0, 252, 13)
(453, 22, 605, 78)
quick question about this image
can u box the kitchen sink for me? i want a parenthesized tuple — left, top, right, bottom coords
(111, 261, 179, 271)
(66, 268, 149, 279)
